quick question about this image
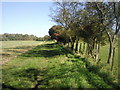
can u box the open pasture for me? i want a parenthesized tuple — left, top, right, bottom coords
(1, 41, 50, 64)
(2, 41, 119, 89)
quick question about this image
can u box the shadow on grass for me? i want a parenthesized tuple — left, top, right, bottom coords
(2, 68, 46, 89)
(13, 46, 33, 49)
(3, 43, 118, 88)
(2, 56, 118, 89)
(82, 58, 119, 89)
(18, 68, 42, 77)
(0, 53, 10, 56)
(2, 83, 16, 90)
(20, 43, 71, 58)
(18, 68, 46, 82)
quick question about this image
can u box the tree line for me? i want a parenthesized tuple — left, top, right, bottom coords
(0, 33, 51, 41)
(36, 35, 52, 41)
(48, 1, 120, 71)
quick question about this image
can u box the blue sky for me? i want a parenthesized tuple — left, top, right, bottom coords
(1, 2, 55, 37)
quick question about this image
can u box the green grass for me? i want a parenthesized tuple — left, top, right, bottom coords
(2, 41, 118, 89)
(99, 43, 118, 81)
(99, 43, 118, 65)
(1, 41, 46, 49)
(1, 41, 52, 64)
(76, 41, 118, 82)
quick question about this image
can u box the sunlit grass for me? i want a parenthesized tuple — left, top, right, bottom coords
(2, 41, 118, 89)
(1, 41, 46, 49)
(1, 41, 53, 64)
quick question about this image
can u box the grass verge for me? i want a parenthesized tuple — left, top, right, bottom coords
(2, 42, 119, 89)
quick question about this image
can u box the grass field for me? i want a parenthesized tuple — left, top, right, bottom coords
(79, 43, 120, 82)
(2, 41, 119, 89)
(99, 43, 118, 80)
(2, 41, 45, 48)
(1, 41, 50, 64)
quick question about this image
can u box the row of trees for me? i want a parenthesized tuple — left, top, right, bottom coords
(49, 1, 120, 71)
(36, 35, 51, 41)
(0, 33, 51, 41)
(0, 33, 38, 41)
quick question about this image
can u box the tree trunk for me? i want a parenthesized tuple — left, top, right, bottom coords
(86, 44, 89, 55)
(111, 47, 115, 71)
(87, 44, 90, 55)
(95, 43, 100, 64)
(75, 38, 79, 52)
(89, 44, 93, 57)
(83, 42, 86, 54)
(92, 38, 96, 57)
(87, 44, 92, 56)
(106, 30, 117, 71)
(71, 42, 75, 51)
(79, 43, 82, 54)
(68, 42, 70, 47)
(107, 41, 115, 66)
(69, 38, 73, 50)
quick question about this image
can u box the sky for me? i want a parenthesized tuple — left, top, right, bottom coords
(1, 2, 56, 37)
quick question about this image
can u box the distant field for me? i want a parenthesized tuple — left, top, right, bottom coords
(1, 41, 51, 64)
(1, 41, 45, 49)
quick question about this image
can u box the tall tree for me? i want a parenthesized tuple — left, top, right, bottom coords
(50, 1, 83, 51)
(92, 2, 120, 70)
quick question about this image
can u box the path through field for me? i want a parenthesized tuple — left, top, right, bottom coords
(2, 42, 117, 89)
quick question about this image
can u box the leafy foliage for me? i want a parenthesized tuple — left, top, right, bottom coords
(36, 35, 51, 41)
(0, 33, 37, 41)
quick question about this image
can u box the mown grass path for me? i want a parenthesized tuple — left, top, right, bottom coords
(2, 42, 118, 89)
